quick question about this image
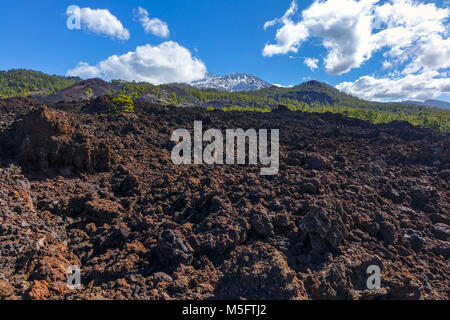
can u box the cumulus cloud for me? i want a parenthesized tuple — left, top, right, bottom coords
(336, 72, 450, 101)
(304, 57, 319, 70)
(262, 0, 377, 75)
(134, 7, 170, 38)
(68, 62, 102, 79)
(400, 35, 450, 75)
(264, 0, 450, 100)
(372, 0, 450, 73)
(263, 0, 449, 75)
(66, 6, 130, 40)
(67, 41, 207, 84)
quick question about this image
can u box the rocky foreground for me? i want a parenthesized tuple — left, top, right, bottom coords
(0, 96, 449, 300)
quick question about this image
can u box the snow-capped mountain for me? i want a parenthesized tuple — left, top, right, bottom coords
(190, 73, 272, 92)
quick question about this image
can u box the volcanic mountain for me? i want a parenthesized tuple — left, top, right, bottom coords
(40, 78, 119, 103)
(190, 72, 272, 92)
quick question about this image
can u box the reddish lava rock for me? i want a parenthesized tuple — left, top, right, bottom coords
(215, 242, 307, 300)
(0, 98, 448, 300)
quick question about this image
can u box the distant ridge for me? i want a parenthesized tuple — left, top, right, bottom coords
(402, 99, 450, 110)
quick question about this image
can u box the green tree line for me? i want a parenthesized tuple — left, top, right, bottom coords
(0, 69, 81, 97)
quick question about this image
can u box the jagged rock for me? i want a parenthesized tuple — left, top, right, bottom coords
(410, 186, 439, 210)
(379, 221, 397, 245)
(438, 169, 450, 180)
(402, 229, 426, 252)
(431, 241, 450, 259)
(156, 230, 193, 268)
(83, 95, 114, 113)
(30, 245, 80, 283)
(1, 106, 114, 173)
(382, 187, 402, 203)
(216, 243, 307, 299)
(119, 173, 140, 196)
(387, 277, 422, 300)
(282, 150, 306, 166)
(153, 272, 173, 284)
(299, 206, 347, 250)
(299, 178, 321, 194)
(432, 223, 450, 241)
(83, 199, 123, 225)
(249, 205, 274, 237)
(189, 215, 250, 256)
(27, 280, 51, 300)
(305, 153, 331, 170)
(0, 280, 14, 299)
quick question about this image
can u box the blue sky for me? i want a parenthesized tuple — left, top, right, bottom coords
(0, 0, 449, 102)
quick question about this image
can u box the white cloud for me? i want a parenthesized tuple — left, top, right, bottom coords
(262, 21, 309, 57)
(67, 42, 207, 84)
(263, 0, 377, 75)
(400, 35, 450, 75)
(134, 7, 170, 38)
(68, 62, 101, 79)
(66, 6, 130, 40)
(372, 0, 450, 73)
(304, 57, 319, 70)
(264, 0, 450, 100)
(336, 72, 450, 101)
(273, 83, 295, 88)
(381, 60, 392, 70)
(264, 1, 298, 30)
(263, 0, 449, 75)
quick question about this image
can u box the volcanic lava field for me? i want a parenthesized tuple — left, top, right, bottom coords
(0, 96, 449, 300)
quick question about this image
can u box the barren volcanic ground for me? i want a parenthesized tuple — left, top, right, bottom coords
(0, 96, 449, 300)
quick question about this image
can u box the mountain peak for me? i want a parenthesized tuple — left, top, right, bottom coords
(190, 73, 272, 92)
(40, 78, 115, 103)
(297, 80, 335, 90)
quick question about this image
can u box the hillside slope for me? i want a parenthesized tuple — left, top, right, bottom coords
(41, 78, 119, 103)
(255, 80, 356, 105)
(0, 69, 81, 97)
